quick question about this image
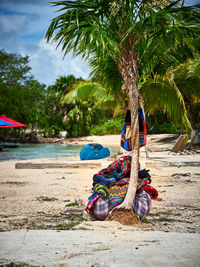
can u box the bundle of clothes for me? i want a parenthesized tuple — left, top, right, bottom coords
(85, 155, 158, 221)
(85, 106, 158, 221)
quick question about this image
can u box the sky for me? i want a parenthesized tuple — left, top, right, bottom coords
(0, 0, 91, 86)
(0, 0, 199, 86)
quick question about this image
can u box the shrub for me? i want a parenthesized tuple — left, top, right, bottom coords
(90, 116, 124, 135)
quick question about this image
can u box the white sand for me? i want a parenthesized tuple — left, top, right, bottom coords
(0, 134, 200, 266)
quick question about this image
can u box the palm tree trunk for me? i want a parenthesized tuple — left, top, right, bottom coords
(121, 95, 139, 208)
(184, 97, 196, 130)
(118, 49, 140, 209)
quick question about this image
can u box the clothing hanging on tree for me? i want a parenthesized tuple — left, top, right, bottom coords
(121, 107, 147, 151)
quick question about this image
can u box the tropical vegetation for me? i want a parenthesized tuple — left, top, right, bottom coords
(0, 50, 115, 139)
(0, 49, 46, 138)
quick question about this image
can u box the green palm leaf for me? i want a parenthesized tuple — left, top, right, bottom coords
(62, 80, 125, 116)
(140, 74, 193, 131)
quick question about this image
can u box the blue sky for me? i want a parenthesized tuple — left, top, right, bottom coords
(0, 0, 91, 86)
(0, 0, 199, 86)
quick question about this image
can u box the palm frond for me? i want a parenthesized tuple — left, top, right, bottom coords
(62, 79, 125, 116)
(173, 56, 200, 99)
(62, 81, 106, 103)
(140, 74, 193, 131)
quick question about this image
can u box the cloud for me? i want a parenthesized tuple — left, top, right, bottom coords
(0, 12, 28, 52)
(0, 13, 27, 34)
(0, 0, 91, 85)
(28, 39, 91, 85)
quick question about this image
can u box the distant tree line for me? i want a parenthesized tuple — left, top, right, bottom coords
(0, 48, 199, 141)
(0, 49, 115, 139)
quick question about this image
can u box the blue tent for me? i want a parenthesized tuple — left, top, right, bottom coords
(0, 119, 13, 126)
(80, 144, 110, 160)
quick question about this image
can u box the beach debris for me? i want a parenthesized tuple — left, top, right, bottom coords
(36, 196, 58, 202)
(172, 173, 199, 178)
(56, 176, 66, 180)
(56, 221, 80, 230)
(0, 261, 35, 267)
(53, 138, 65, 143)
(65, 202, 79, 207)
(63, 199, 85, 216)
(15, 161, 101, 169)
(75, 197, 85, 208)
(172, 173, 191, 178)
(184, 179, 197, 183)
(0, 181, 28, 186)
(62, 208, 84, 219)
(62, 210, 85, 218)
(63, 198, 71, 202)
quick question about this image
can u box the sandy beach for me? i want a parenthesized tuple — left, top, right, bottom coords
(0, 134, 200, 266)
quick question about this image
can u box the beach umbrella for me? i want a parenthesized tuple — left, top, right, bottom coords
(0, 119, 13, 126)
(0, 115, 27, 128)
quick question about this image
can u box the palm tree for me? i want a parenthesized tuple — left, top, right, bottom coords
(173, 57, 200, 129)
(62, 79, 126, 117)
(140, 56, 200, 131)
(46, 0, 200, 211)
(63, 54, 200, 131)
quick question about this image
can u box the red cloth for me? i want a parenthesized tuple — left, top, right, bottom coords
(0, 115, 26, 128)
(140, 185, 158, 200)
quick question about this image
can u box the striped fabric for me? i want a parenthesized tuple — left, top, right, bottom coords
(121, 121, 132, 151)
(94, 184, 109, 198)
(109, 184, 128, 207)
(117, 178, 129, 186)
(132, 190, 151, 221)
(98, 160, 121, 175)
(138, 107, 147, 147)
(121, 108, 147, 151)
(120, 156, 131, 176)
(92, 197, 111, 220)
(97, 156, 132, 178)
(85, 192, 101, 214)
(137, 177, 152, 189)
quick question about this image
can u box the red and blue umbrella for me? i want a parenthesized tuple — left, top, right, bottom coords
(0, 119, 13, 126)
(0, 115, 27, 128)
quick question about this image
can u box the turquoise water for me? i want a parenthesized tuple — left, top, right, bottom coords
(0, 143, 120, 161)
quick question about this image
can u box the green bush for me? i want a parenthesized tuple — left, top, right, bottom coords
(146, 111, 179, 134)
(39, 125, 63, 138)
(148, 122, 178, 134)
(90, 116, 124, 135)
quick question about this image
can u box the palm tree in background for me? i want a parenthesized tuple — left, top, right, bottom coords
(46, 0, 200, 211)
(140, 57, 200, 132)
(62, 81, 126, 118)
(63, 54, 200, 132)
(46, 75, 82, 123)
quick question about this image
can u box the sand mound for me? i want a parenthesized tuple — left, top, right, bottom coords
(107, 208, 140, 226)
